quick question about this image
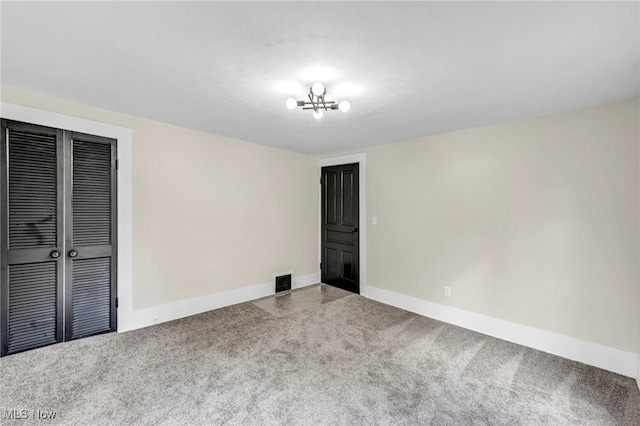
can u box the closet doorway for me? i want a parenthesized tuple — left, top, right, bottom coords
(1, 119, 117, 356)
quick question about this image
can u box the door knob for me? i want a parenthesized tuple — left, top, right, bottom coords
(49, 250, 60, 259)
(68, 249, 78, 258)
(351, 228, 359, 233)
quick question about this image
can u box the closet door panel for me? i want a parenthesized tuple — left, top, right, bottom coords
(66, 134, 116, 340)
(1, 121, 64, 356)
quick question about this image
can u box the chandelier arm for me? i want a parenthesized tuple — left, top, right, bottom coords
(302, 102, 335, 109)
(300, 101, 334, 106)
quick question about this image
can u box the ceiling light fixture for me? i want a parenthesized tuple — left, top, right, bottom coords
(285, 82, 350, 118)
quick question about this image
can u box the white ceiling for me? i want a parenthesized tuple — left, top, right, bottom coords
(1, 1, 638, 155)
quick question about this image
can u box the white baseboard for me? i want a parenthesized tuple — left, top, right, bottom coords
(118, 272, 319, 332)
(363, 284, 638, 379)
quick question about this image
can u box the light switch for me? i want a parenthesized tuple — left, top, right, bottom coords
(372, 216, 378, 225)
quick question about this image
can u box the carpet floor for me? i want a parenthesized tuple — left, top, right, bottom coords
(1, 284, 639, 425)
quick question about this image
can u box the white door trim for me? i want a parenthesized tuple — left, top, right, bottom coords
(0, 102, 134, 332)
(319, 153, 367, 295)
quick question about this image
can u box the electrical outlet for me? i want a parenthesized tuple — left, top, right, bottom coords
(372, 216, 378, 225)
(444, 286, 452, 297)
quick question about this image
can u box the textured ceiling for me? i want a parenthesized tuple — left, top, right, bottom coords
(1, 2, 638, 155)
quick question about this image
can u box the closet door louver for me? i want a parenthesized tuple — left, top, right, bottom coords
(8, 130, 58, 250)
(8, 263, 59, 353)
(71, 257, 111, 338)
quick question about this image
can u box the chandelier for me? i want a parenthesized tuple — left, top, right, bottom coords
(285, 82, 351, 119)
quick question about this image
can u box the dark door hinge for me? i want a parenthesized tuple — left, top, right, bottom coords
(320, 177, 322, 184)
(116, 159, 119, 170)
(116, 297, 119, 308)
(319, 262, 322, 270)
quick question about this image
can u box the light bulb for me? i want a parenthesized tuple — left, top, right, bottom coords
(311, 82, 325, 97)
(338, 100, 351, 112)
(313, 109, 323, 119)
(285, 97, 298, 110)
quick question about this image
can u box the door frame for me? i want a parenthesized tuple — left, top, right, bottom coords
(319, 153, 367, 297)
(0, 102, 134, 332)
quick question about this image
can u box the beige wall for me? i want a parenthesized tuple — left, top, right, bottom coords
(1, 86, 319, 310)
(361, 98, 639, 353)
(2, 85, 638, 354)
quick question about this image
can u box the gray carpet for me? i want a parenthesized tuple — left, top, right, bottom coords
(1, 284, 639, 425)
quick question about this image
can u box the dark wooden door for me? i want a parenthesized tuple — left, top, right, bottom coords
(1, 120, 117, 356)
(321, 163, 359, 293)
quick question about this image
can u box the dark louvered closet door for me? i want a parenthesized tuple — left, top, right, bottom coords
(1, 121, 64, 356)
(1, 120, 117, 356)
(66, 132, 117, 340)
